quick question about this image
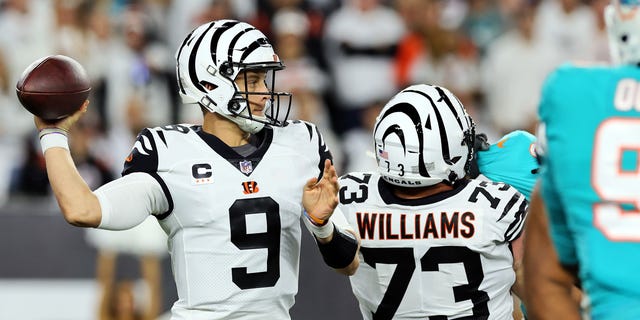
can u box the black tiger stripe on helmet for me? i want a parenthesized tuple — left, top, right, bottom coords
(374, 84, 475, 187)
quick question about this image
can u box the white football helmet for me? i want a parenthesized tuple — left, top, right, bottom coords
(605, 0, 640, 65)
(176, 20, 292, 133)
(373, 84, 475, 187)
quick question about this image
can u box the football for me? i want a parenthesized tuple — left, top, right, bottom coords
(16, 55, 91, 121)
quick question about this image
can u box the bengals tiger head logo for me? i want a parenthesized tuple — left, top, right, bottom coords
(242, 181, 259, 194)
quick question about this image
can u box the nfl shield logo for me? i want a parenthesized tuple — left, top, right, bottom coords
(239, 160, 253, 174)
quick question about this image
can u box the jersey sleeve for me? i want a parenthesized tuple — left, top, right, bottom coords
(95, 172, 169, 230)
(335, 172, 374, 238)
(120, 127, 175, 219)
(292, 120, 333, 180)
(472, 181, 529, 243)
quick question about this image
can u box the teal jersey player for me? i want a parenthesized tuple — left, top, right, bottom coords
(477, 130, 538, 200)
(538, 62, 640, 319)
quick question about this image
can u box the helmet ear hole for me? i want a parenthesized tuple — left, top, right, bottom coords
(200, 81, 217, 91)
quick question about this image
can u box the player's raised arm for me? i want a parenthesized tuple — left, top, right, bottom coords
(302, 159, 360, 275)
(34, 101, 102, 227)
(34, 101, 166, 230)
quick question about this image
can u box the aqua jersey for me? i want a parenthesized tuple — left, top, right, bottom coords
(476, 130, 538, 200)
(538, 63, 640, 319)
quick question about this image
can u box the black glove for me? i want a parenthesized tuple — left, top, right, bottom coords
(468, 133, 490, 178)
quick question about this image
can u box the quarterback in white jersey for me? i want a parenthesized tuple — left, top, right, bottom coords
(121, 121, 337, 318)
(31, 20, 359, 320)
(342, 84, 527, 319)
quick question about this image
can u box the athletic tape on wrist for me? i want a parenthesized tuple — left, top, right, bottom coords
(302, 214, 334, 239)
(39, 129, 69, 154)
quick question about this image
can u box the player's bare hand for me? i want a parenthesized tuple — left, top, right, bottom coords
(302, 159, 339, 223)
(34, 100, 89, 132)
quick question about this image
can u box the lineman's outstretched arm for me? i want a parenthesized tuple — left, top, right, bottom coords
(302, 159, 360, 275)
(523, 189, 580, 320)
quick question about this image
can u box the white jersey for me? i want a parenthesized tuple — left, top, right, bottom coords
(340, 172, 528, 320)
(122, 121, 331, 320)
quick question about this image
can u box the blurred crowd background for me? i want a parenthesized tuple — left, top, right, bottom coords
(0, 0, 612, 204)
(0, 0, 611, 318)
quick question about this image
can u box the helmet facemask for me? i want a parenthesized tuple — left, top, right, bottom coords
(227, 64, 292, 132)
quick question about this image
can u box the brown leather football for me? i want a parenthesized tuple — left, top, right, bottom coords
(16, 55, 91, 121)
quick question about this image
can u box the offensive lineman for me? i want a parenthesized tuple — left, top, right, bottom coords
(340, 84, 528, 319)
(32, 20, 359, 319)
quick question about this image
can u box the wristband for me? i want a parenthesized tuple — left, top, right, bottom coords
(303, 210, 329, 226)
(303, 213, 335, 239)
(39, 128, 69, 154)
(317, 227, 359, 269)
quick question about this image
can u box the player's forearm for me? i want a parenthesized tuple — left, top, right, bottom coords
(523, 190, 580, 319)
(511, 263, 524, 299)
(334, 254, 360, 276)
(510, 233, 525, 298)
(44, 148, 101, 227)
(526, 277, 581, 320)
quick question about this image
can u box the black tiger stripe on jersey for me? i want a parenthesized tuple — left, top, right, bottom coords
(122, 128, 159, 176)
(303, 121, 313, 140)
(504, 199, 528, 241)
(157, 130, 167, 147)
(314, 125, 333, 181)
(498, 192, 521, 222)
